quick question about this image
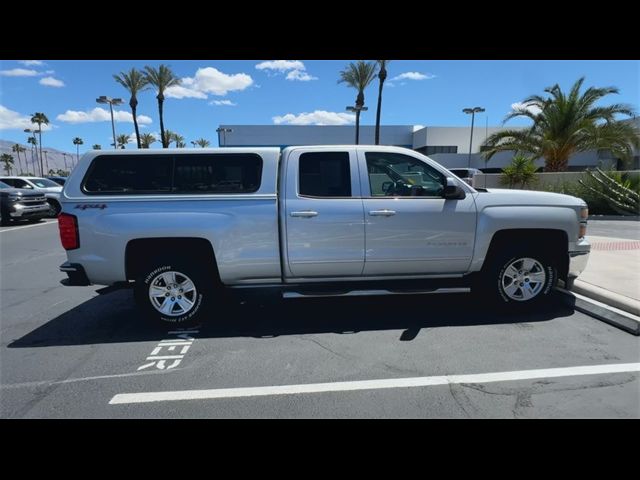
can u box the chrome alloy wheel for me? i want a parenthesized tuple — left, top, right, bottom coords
(148, 271, 197, 316)
(501, 257, 546, 302)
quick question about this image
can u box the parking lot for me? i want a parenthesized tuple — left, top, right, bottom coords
(1, 219, 638, 418)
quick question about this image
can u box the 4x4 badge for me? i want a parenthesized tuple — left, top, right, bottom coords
(75, 204, 107, 210)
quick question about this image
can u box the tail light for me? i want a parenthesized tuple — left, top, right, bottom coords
(58, 213, 79, 250)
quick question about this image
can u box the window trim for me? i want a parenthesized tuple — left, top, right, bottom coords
(80, 153, 264, 196)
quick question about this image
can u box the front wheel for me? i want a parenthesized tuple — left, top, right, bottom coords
(134, 262, 214, 327)
(475, 248, 558, 309)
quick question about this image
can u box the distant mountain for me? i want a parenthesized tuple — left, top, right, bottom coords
(0, 140, 78, 176)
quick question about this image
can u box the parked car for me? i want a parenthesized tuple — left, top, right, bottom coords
(47, 176, 68, 186)
(58, 146, 590, 326)
(0, 176, 63, 217)
(448, 168, 483, 186)
(0, 180, 50, 226)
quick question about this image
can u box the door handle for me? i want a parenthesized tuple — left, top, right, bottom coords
(369, 209, 396, 216)
(290, 210, 319, 218)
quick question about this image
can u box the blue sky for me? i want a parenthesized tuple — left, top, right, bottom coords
(1, 59, 638, 153)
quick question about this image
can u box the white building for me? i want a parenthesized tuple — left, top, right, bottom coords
(217, 119, 640, 172)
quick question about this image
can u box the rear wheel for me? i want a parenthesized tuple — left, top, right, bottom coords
(134, 262, 215, 327)
(475, 246, 558, 310)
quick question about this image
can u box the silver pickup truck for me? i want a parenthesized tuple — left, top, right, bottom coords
(58, 146, 590, 325)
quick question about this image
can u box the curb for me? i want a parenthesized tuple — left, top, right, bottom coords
(555, 287, 640, 336)
(572, 280, 640, 317)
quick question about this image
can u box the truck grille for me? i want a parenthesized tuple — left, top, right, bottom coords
(19, 196, 47, 206)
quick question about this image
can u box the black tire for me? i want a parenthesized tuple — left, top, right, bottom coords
(47, 199, 61, 218)
(134, 261, 215, 327)
(475, 245, 558, 310)
(0, 206, 11, 226)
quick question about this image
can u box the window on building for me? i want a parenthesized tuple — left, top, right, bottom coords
(423, 146, 458, 155)
(299, 152, 351, 197)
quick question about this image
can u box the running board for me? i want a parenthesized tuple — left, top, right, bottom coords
(282, 288, 470, 299)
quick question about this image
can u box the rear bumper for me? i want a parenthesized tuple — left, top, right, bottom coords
(60, 261, 91, 286)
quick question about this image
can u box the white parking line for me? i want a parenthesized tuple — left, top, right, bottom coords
(109, 362, 640, 405)
(0, 220, 57, 233)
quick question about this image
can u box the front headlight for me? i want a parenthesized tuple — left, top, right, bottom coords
(578, 206, 588, 239)
(580, 206, 589, 220)
(8, 196, 21, 202)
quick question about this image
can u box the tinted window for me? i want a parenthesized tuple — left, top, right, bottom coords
(83, 155, 172, 194)
(365, 152, 445, 197)
(30, 178, 60, 188)
(173, 154, 262, 193)
(299, 152, 351, 197)
(2, 179, 32, 189)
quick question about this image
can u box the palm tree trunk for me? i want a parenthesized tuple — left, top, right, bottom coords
(16, 150, 22, 174)
(158, 97, 167, 148)
(38, 127, 44, 177)
(131, 101, 141, 149)
(375, 80, 384, 145)
(355, 110, 361, 145)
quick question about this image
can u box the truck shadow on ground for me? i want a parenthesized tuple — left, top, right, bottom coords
(8, 289, 576, 348)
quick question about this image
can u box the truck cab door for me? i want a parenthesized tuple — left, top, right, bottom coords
(357, 149, 477, 276)
(283, 148, 365, 278)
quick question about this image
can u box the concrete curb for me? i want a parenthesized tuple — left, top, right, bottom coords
(571, 280, 640, 317)
(556, 287, 640, 336)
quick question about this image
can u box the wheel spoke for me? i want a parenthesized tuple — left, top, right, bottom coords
(521, 258, 537, 272)
(159, 298, 175, 315)
(504, 282, 520, 298)
(175, 296, 194, 312)
(528, 271, 546, 283)
(505, 265, 519, 279)
(161, 272, 176, 286)
(179, 279, 196, 294)
(149, 285, 167, 298)
(521, 283, 537, 300)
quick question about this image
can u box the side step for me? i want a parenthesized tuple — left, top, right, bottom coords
(283, 287, 470, 299)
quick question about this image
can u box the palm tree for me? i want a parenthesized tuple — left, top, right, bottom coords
(144, 65, 181, 148)
(113, 68, 149, 149)
(27, 136, 37, 172)
(1, 154, 14, 175)
(173, 133, 186, 148)
(92, 144, 102, 150)
(31, 112, 49, 176)
(374, 60, 390, 145)
(162, 129, 175, 148)
(116, 134, 130, 149)
(338, 61, 378, 145)
(482, 77, 639, 172)
(73, 137, 84, 165)
(195, 138, 211, 148)
(140, 133, 157, 149)
(12, 144, 26, 174)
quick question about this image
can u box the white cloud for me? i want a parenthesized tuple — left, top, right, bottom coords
(39, 76, 65, 88)
(210, 100, 237, 106)
(256, 60, 305, 72)
(19, 60, 44, 66)
(45, 70, 55, 74)
(390, 72, 436, 81)
(256, 60, 317, 82)
(273, 110, 355, 126)
(56, 107, 152, 125)
(0, 104, 53, 131)
(165, 67, 253, 99)
(286, 70, 318, 81)
(511, 102, 542, 116)
(0, 68, 39, 77)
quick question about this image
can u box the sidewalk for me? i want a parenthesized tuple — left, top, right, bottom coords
(572, 234, 640, 316)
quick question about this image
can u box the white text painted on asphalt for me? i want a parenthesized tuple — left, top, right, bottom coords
(137, 330, 198, 371)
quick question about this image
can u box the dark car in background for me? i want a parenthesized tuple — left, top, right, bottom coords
(46, 176, 68, 186)
(0, 181, 50, 226)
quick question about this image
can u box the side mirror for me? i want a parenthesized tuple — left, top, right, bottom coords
(381, 181, 394, 193)
(443, 177, 466, 200)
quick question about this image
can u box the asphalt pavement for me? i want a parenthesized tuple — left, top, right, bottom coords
(1, 218, 639, 418)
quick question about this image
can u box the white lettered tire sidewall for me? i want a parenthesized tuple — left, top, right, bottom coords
(135, 263, 208, 326)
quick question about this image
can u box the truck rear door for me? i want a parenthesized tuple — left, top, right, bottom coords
(282, 148, 365, 278)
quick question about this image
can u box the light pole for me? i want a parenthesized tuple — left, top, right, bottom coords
(463, 106, 485, 168)
(43, 150, 49, 175)
(216, 128, 233, 147)
(346, 105, 368, 145)
(96, 96, 124, 150)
